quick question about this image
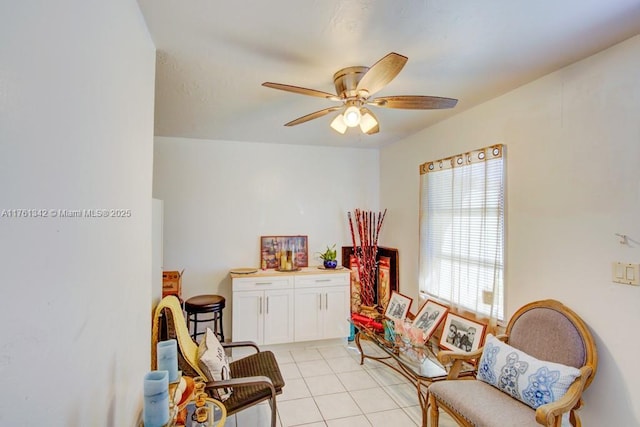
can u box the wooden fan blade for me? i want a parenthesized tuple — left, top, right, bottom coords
(262, 82, 341, 101)
(369, 95, 458, 110)
(284, 106, 343, 127)
(355, 52, 408, 97)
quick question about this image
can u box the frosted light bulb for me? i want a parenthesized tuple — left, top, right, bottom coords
(343, 106, 361, 127)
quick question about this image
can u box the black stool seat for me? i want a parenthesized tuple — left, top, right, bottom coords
(184, 294, 225, 342)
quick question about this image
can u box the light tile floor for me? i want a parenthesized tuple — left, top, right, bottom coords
(223, 339, 458, 427)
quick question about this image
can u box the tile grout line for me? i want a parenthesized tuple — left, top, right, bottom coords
(269, 342, 430, 427)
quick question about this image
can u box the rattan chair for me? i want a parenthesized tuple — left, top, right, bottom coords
(152, 295, 285, 427)
(429, 299, 597, 427)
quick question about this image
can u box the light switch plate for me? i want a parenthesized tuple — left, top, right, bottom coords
(612, 262, 639, 286)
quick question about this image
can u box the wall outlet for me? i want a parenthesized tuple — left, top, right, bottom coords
(612, 262, 639, 286)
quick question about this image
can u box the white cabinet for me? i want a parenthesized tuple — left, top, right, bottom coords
(263, 289, 294, 344)
(231, 276, 294, 345)
(294, 273, 350, 342)
(231, 269, 350, 345)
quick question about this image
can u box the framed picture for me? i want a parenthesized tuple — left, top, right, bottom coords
(342, 246, 399, 313)
(377, 246, 399, 297)
(348, 254, 361, 312)
(439, 313, 487, 353)
(412, 299, 449, 341)
(384, 291, 413, 322)
(377, 256, 391, 314)
(260, 235, 308, 269)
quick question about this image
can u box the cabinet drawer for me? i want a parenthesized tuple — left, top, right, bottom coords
(295, 273, 349, 288)
(233, 276, 293, 291)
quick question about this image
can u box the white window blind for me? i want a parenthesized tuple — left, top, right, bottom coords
(419, 145, 505, 321)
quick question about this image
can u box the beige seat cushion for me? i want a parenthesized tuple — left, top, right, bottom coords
(429, 380, 539, 427)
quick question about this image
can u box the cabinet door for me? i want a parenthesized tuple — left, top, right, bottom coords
(263, 289, 294, 345)
(323, 285, 350, 339)
(294, 287, 323, 342)
(232, 290, 264, 344)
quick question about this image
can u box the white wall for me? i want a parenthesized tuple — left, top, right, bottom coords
(153, 137, 379, 337)
(381, 35, 640, 424)
(0, 1, 155, 425)
(152, 198, 165, 307)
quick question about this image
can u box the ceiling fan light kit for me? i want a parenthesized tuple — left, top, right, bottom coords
(329, 107, 379, 135)
(359, 109, 378, 134)
(343, 105, 361, 127)
(262, 52, 458, 136)
(330, 114, 347, 134)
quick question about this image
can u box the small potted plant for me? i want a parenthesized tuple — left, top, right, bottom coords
(318, 244, 338, 269)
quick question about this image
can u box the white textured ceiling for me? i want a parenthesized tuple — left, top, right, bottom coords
(137, 0, 640, 148)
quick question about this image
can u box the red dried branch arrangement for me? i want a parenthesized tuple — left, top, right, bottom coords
(348, 208, 387, 308)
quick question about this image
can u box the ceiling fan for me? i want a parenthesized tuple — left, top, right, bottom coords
(262, 52, 458, 135)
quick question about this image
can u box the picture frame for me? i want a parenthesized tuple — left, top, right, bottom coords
(377, 255, 391, 314)
(342, 246, 399, 314)
(377, 246, 399, 297)
(412, 299, 449, 341)
(384, 291, 413, 322)
(260, 235, 308, 269)
(347, 254, 361, 313)
(439, 312, 487, 353)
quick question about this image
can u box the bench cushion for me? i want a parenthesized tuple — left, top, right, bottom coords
(430, 380, 540, 427)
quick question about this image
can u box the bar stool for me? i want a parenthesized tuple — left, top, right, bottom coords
(184, 294, 225, 342)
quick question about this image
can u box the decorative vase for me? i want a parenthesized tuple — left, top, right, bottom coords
(323, 259, 338, 269)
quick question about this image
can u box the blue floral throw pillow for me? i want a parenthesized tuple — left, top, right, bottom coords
(477, 334, 581, 409)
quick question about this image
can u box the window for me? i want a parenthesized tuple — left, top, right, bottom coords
(419, 145, 505, 321)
